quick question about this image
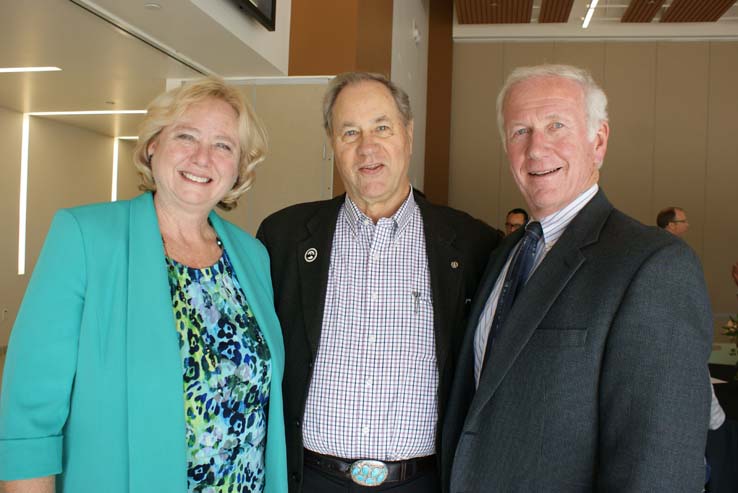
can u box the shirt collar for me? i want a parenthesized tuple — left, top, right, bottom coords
(534, 184, 599, 248)
(343, 186, 416, 236)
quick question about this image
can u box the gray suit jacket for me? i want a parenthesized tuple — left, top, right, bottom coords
(442, 190, 712, 492)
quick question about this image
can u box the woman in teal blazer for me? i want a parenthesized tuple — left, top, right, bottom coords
(0, 79, 287, 492)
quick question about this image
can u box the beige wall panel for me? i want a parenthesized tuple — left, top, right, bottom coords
(117, 139, 142, 201)
(449, 43, 504, 227)
(553, 42, 606, 83)
(704, 42, 738, 316)
(502, 42, 556, 71)
(26, 118, 112, 276)
(652, 42, 709, 257)
(600, 43, 657, 224)
(220, 84, 331, 235)
(0, 107, 24, 345)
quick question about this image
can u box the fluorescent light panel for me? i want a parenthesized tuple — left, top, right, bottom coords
(582, 0, 599, 29)
(112, 138, 120, 202)
(112, 136, 139, 200)
(18, 114, 30, 275)
(18, 111, 142, 273)
(0, 66, 61, 73)
(29, 110, 146, 116)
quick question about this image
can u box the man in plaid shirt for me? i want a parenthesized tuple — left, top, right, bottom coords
(258, 72, 501, 493)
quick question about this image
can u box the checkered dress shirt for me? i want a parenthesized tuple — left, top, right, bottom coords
(302, 189, 437, 460)
(473, 184, 599, 384)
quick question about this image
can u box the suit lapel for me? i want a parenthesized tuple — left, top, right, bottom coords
(297, 196, 343, 356)
(448, 229, 521, 420)
(416, 194, 463, 371)
(126, 193, 187, 490)
(468, 191, 614, 420)
(466, 229, 524, 337)
(211, 214, 284, 372)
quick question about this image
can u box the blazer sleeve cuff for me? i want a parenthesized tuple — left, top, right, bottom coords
(0, 435, 62, 480)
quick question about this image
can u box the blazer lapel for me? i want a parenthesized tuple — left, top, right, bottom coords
(416, 195, 464, 370)
(297, 196, 342, 356)
(469, 191, 613, 420)
(125, 193, 187, 491)
(467, 229, 524, 335)
(450, 229, 521, 407)
(211, 214, 284, 372)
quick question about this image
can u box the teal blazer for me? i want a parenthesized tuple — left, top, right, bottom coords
(0, 193, 287, 492)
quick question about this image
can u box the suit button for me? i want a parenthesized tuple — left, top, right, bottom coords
(291, 472, 300, 481)
(309, 362, 314, 369)
(295, 420, 301, 427)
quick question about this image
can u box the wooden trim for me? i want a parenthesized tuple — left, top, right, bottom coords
(423, 0, 454, 205)
(288, 0, 359, 76)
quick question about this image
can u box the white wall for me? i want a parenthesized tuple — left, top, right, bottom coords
(0, 107, 23, 347)
(0, 113, 113, 348)
(192, 0, 292, 75)
(391, 0, 429, 192)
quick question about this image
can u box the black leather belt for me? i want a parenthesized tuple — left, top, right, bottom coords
(304, 449, 436, 487)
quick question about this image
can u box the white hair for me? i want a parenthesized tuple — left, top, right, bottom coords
(496, 64, 608, 150)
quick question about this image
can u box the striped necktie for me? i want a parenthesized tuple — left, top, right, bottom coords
(482, 221, 543, 372)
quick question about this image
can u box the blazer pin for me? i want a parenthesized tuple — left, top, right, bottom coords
(304, 248, 318, 263)
(450, 260, 460, 269)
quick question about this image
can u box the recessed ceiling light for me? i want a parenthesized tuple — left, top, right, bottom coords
(0, 67, 62, 73)
(582, 0, 599, 29)
(144, 3, 161, 9)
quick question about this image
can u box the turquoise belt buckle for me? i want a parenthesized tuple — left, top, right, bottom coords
(350, 459, 388, 486)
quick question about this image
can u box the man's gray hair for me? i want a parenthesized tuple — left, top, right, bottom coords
(322, 72, 413, 136)
(496, 64, 608, 149)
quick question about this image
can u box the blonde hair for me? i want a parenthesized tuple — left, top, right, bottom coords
(133, 77, 267, 210)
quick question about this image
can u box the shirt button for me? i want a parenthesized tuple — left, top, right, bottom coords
(368, 335, 376, 344)
(366, 378, 373, 388)
(371, 292, 378, 302)
(362, 426, 370, 435)
(371, 253, 380, 262)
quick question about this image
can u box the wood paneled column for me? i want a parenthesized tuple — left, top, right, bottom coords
(289, 0, 394, 196)
(423, 0, 454, 205)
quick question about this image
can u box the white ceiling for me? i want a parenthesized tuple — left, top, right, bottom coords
(0, 0, 286, 137)
(454, 0, 738, 40)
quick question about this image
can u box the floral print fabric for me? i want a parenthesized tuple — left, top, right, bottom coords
(166, 248, 271, 493)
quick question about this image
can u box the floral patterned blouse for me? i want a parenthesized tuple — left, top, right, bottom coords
(166, 247, 271, 493)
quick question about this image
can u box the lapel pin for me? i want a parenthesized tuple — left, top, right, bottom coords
(451, 260, 460, 269)
(304, 248, 318, 263)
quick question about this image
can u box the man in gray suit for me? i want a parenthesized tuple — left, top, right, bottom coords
(443, 64, 713, 492)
